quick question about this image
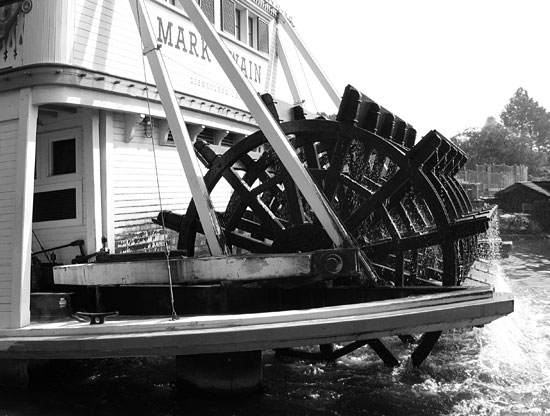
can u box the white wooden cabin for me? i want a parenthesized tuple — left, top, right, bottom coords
(0, 0, 287, 329)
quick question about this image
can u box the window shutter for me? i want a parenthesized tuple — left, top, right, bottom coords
(200, 0, 215, 23)
(221, 0, 235, 34)
(258, 19, 269, 53)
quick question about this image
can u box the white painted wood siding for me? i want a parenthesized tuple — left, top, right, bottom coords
(0, 90, 26, 327)
(111, 113, 233, 253)
(0, 118, 18, 322)
(71, 0, 270, 112)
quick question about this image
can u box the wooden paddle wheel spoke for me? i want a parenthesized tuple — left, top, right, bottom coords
(225, 231, 275, 253)
(323, 135, 352, 202)
(302, 141, 322, 171)
(339, 174, 380, 197)
(282, 172, 307, 224)
(344, 170, 409, 233)
(367, 230, 443, 254)
(222, 168, 286, 240)
(249, 172, 285, 196)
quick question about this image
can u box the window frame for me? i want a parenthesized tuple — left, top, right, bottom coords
(34, 128, 83, 228)
(235, 8, 242, 41)
(247, 15, 254, 48)
(219, 1, 269, 55)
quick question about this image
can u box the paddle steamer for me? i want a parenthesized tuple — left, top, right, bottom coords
(0, 0, 513, 391)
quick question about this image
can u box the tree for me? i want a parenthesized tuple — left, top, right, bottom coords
(453, 89, 550, 176)
(500, 88, 550, 152)
(452, 118, 525, 167)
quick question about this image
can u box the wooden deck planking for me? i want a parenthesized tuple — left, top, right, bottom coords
(7, 287, 494, 337)
(0, 291, 513, 359)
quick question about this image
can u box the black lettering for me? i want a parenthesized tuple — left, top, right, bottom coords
(189, 32, 199, 57)
(201, 39, 211, 62)
(175, 26, 187, 52)
(157, 17, 173, 46)
(240, 57, 247, 77)
(254, 64, 261, 84)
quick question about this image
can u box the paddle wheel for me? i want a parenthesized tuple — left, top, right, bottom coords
(130, 0, 500, 371)
(160, 85, 492, 288)
(152, 84, 496, 366)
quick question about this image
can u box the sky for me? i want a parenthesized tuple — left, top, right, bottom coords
(273, 0, 550, 138)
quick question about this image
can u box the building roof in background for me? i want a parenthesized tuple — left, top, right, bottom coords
(495, 181, 550, 198)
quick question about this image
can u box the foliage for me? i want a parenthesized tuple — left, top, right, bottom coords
(452, 88, 550, 176)
(500, 88, 550, 152)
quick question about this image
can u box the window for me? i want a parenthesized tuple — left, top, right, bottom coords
(220, 1, 269, 54)
(33, 188, 77, 222)
(51, 138, 76, 176)
(248, 16, 254, 47)
(235, 8, 242, 41)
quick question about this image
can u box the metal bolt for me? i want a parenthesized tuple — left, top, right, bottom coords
(323, 254, 343, 274)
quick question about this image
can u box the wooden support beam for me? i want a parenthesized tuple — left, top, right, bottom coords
(53, 248, 361, 285)
(411, 331, 442, 367)
(129, 0, 226, 256)
(276, 34, 302, 105)
(177, 0, 352, 251)
(367, 338, 400, 367)
(11, 88, 38, 328)
(83, 109, 103, 254)
(99, 111, 115, 252)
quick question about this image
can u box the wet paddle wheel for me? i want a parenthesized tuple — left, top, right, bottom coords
(155, 85, 495, 366)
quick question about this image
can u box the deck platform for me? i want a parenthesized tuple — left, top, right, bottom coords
(0, 283, 512, 360)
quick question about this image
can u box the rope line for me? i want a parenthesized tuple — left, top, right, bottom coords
(136, 0, 178, 321)
(295, 42, 318, 114)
